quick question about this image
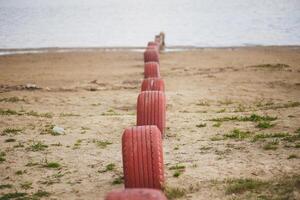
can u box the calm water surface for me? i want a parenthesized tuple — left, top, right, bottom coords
(0, 0, 299, 49)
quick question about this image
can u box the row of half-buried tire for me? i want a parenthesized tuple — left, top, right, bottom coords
(105, 41, 168, 199)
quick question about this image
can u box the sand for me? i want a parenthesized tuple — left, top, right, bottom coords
(0, 46, 300, 199)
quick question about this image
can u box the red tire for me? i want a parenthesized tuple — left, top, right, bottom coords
(141, 78, 165, 92)
(122, 125, 164, 189)
(144, 62, 160, 78)
(105, 189, 167, 200)
(146, 45, 159, 51)
(148, 41, 159, 47)
(147, 41, 159, 51)
(137, 91, 166, 136)
(144, 49, 159, 63)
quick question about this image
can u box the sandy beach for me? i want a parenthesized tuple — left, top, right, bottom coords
(0, 46, 300, 199)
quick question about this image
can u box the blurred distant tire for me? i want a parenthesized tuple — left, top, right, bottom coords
(141, 78, 165, 92)
(144, 62, 160, 78)
(137, 91, 166, 136)
(146, 45, 159, 51)
(144, 49, 159, 63)
(147, 41, 159, 51)
(105, 188, 167, 200)
(122, 125, 164, 189)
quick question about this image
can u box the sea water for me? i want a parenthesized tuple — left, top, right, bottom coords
(0, 0, 299, 49)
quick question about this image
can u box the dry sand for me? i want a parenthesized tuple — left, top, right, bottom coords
(0, 46, 300, 199)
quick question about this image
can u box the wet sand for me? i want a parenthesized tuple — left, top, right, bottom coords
(0, 46, 300, 199)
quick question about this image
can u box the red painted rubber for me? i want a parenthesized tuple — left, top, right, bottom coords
(148, 41, 159, 46)
(105, 188, 167, 200)
(141, 78, 165, 92)
(137, 91, 166, 136)
(146, 45, 159, 51)
(144, 49, 159, 63)
(122, 126, 164, 189)
(144, 62, 160, 78)
(147, 41, 159, 51)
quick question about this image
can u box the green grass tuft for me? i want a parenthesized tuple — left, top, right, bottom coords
(33, 190, 51, 198)
(112, 176, 123, 185)
(164, 186, 186, 199)
(213, 122, 222, 127)
(196, 123, 206, 128)
(263, 140, 279, 150)
(224, 129, 251, 140)
(256, 121, 275, 129)
(20, 182, 32, 190)
(28, 141, 48, 151)
(0, 184, 13, 189)
(252, 132, 289, 142)
(287, 154, 298, 159)
(226, 178, 266, 194)
(0, 192, 27, 200)
(4, 138, 16, 143)
(0, 96, 25, 103)
(44, 162, 61, 169)
(2, 128, 22, 135)
(94, 140, 112, 149)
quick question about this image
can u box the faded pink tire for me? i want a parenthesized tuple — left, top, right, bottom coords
(105, 189, 167, 200)
(144, 49, 159, 63)
(137, 91, 166, 136)
(122, 125, 164, 189)
(144, 62, 160, 78)
(141, 78, 165, 92)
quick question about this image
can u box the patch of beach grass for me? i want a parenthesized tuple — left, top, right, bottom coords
(20, 181, 32, 190)
(216, 108, 226, 113)
(287, 154, 298, 159)
(112, 176, 124, 185)
(72, 139, 82, 149)
(225, 175, 300, 199)
(1, 128, 22, 135)
(59, 113, 80, 117)
(226, 178, 266, 194)
(0, 96, 25, 103)
(0, 151, 6, 164)
(27, 141, 48, 152)
(0, 108, 53, 118)
(0, 192, 28, 200)
(15, 170, 26, 175)
(5, 138, 16, 143)
(213, 122, 222, 127)
(13, 142, 24, 148)
(93, 140, 112, 149)
(101, 109, 120, 116)
(32, 190, 51, 198)
(196, 123, 206, 128)
(249, 63, 290, 69)
(263, 140, 279, 150)
(98, 163, 116, 173)
(210, 114, 277, 122)
(252, 132, 289, 142)
(224, 129, 252, 140)
(256, 121, 275, 129)
(210, 135, 224, 141)
(164, 186, 186, 199)
(44, 162, 61, 169)
(169, 164, 186, 178)
(0, 184, 12, 189)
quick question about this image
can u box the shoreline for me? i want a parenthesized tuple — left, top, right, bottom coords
(1, 45, 299, 56)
